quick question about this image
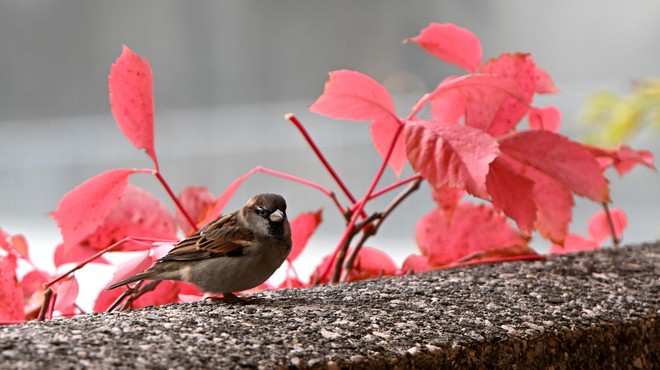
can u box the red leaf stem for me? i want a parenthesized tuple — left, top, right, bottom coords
(43, 237, 170, 290)
(286, 113, 366, 219)
(350, 174, 423, 213)
(325, 123, 406, 283)
(153, 171, 198, 233)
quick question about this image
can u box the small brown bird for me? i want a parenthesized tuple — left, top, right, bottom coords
(107, 193, 292, 298)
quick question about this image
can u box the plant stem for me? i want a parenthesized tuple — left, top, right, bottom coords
(154, 171, 198, 233)
(328, 123, 406, 283)
(350, 174, 423, 213)
(37, 288, 53, 321)
(43, 237, 166, 289)
(286, 114, 359, 205)
(342, 178, 422, 281)
(602, 202, 621, 247)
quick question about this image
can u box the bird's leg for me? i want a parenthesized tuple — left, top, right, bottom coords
(205, 292, 245, 304)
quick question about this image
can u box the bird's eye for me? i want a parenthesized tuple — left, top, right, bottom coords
(256, 207, 268, 217)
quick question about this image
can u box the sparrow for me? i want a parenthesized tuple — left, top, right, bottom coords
(107, 193, 292, 298)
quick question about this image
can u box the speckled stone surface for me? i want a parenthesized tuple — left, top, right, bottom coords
(1, 242, 658, 369)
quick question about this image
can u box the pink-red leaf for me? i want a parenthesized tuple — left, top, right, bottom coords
(499, 130, 610, 203)
(408, 23, 482, 73)
(588, 208, 628, 245)
(402, 254, 432, 274)
(585, 145, 656, 176)
(425, 74, 525, 136)
(0, 254, 24, 321)
(288, 210, 323, 263)
(415, 203, 528, 267)
(109, 45, 157, 166)
(369, 117, 407, 178)
(83, 184, 177, 251)
(20, 270, 51, 320)
(199, 173, 250, 226)
(405, 120, 499, 198)
(309, 70, 405, 176)
(496, 154, 575, 244)
(106, 250, 154, 288)
(479, 53, 557, 136)
(309, 70, 397, 122)
(53, 276, 79, 316)
(177, 186, 215, 236)
(54, 169, 137, 248)
(486, 156, 537, 233)
(528, 106, 561, 132)
(549, 234, 599, 255)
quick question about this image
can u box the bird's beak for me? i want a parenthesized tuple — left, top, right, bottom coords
(269, 209, 284, 222)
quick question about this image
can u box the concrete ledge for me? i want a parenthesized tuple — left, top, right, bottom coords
(1, 242, 658, 369)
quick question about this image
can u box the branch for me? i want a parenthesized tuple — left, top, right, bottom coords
(154, 170, 198, 233)
(341, 178, 422, 281)
(602, 202, 621, 247)
(328, 123, 406, 283)
(286, 114, 358, 204)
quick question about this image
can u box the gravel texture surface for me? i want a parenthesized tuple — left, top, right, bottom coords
(1, 242, 658, 369)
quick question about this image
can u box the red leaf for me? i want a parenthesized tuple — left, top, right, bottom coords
(428, 74, 524, 135)
(309, 70, 405, 176)
(54, 169, 137, 248)
(198, 173, 249, 226)
(486, 156, 537, 233)
(106, 250, 154, 288)
(309, 70, 397, 122)
(369, 117, 407, 177)
(416, 203, 528, 267)
(528, 106, 561, 132)
(448, 244, 541, 268)
(288, 210, 323, 263)
(549, 234, 599, 255)
(405, 120, 499, 198)
(109, 45, 157, 166)
(83, 184, 177, 251)
(278, 275, 307, 289)
(53, 276, 79, 316)
(496, 154, 574, 244)
(94, 280, 181, 312)
(585, 145, 656, 176)
(20, 270, 51, 320)
(53, 242, 111, 268)
(0, 254, 24, 321)
(0, 229, 31, 262)
(177, 186, 215, 236)
(588, 208, 628, 245)
(431, 186, 465, 211)
(408, 23, 482, 72)
(499, 130, 610, 203)
(479, 53, 546, 136)
(402, 254, 432, 273)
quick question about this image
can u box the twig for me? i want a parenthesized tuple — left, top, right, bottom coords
(328, 123, 406, 283)
(118, 281, 162, 311)
(602, 202, 621, 247)
(154, 170, 198, 233)
(341, 178, 423, 281)
(286, 114, 360, 207)
(37, 288, 53, 321)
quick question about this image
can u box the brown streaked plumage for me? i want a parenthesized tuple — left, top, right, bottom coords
(107, 193, 292, 296)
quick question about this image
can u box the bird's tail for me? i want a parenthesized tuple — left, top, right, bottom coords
(106, 271, 152, 290)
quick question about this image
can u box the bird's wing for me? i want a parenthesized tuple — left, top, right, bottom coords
(158, 212, 254, 262)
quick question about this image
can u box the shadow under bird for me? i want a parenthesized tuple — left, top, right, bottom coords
(107, 193, 292, 299)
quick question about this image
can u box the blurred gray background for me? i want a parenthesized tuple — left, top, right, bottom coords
(1, 1, 659, 269)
